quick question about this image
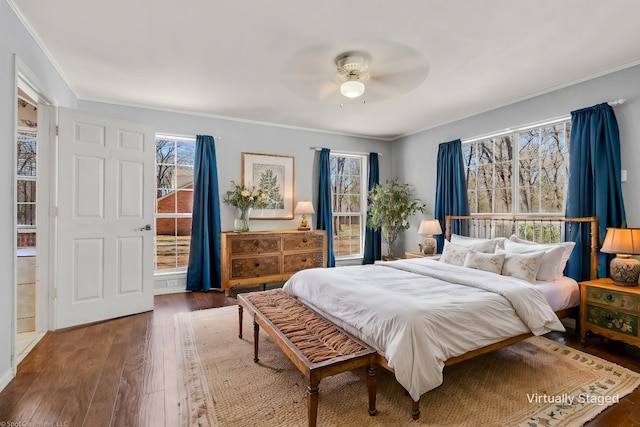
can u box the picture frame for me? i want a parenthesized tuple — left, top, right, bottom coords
(242, 152, 295, 220)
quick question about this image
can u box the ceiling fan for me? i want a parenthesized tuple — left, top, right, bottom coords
(282, 42, 429, 103)
(335, 53, 369, 98)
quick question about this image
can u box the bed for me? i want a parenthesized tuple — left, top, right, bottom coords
(282, 215, 599, 419)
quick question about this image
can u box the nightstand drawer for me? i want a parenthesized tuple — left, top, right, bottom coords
(585, 304, 638, 337)
(585, 286, 640, 311)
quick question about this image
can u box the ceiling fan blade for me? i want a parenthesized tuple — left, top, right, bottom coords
(370, 66, 430, 91)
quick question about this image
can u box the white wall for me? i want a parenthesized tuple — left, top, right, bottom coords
(392, 64, 640, 254)
(0, 0, 77, 390)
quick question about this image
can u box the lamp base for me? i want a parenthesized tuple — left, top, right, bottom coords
(610, 255, 640, 287)
(422, 236, 437, 255)
(297, 214, 310, 231)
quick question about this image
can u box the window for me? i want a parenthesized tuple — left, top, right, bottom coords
(463, 119, 571, 215)
(17, 130, 37, 227)
(155, 136, 195, 271)
(330, 153, 367, 258)
(17, 87, 38, 249)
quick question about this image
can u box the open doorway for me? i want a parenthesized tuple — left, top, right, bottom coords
(15, 77, 50, 363)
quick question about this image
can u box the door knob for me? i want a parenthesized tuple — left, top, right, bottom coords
(138, 224, 152, 231)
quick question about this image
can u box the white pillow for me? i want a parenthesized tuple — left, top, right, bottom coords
(439, 240, 471, 266)
(451, 234, 499, 253)
(501, 251, 545, 283)
(508, 235, 576, 277)
(504, 240, 566, 281)
(463, 250, 506, 275)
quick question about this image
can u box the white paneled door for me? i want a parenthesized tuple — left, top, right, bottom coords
(56, 108, 155, 329)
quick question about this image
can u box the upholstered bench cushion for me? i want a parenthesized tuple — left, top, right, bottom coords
(245, 289, 368, 363)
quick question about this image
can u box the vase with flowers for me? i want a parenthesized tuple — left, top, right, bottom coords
(366, 179, 424, 259)
(223, 181, 268, 232)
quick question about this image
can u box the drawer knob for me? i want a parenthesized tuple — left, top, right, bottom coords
(302, 257, 307, 262)
(303, 238, 308, 243)
(606, 294, 613, 301)
(253, 240, 259, 246)
(254, 261, 260, 267)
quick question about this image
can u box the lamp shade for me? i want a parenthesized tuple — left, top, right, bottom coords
(418, 219, 442, 236)
(340, 80, 365, 98)
(294, 200, 315, 215)
(601, 228, 640, 255)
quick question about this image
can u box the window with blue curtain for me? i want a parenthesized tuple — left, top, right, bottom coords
(317, 148, 335, 267)
(362, 153, 381, 264)
(434, 139, 469, 252)
(186, 135, 222, 291)
(565, 103, 626, 280)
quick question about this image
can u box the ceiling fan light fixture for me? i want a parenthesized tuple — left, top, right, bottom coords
(340, 80, 365, 98)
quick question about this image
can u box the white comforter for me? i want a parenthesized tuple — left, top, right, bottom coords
(282, 258, 565, 401)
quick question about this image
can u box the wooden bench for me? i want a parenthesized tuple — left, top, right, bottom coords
(237, 289, 377, 427)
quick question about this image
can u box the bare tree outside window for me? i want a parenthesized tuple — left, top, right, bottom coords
(464, 119, 571, 215)
(17, 131, 37, 226)
(155, 137, 195, 271)
(330, 154, 366, 258)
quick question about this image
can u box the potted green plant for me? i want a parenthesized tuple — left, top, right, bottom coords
(366, 179, 424, 259)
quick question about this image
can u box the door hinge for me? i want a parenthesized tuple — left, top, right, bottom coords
(55, 125, 59, 136)
(52, 287, 57, 299)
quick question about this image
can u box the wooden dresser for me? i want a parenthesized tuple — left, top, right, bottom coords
(221, 229, 326, 295)
(579, 278, 640, 349)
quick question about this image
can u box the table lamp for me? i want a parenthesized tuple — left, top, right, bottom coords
(294, 201, 315, 231)
(600, 227, 640, 286)
(418, 219, 443, 255)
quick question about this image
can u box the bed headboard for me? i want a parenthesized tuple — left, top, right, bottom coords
(445, 215, 599, 280)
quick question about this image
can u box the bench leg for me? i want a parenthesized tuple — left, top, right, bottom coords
(367, 362, 377, 416)
(253, 320, 260, 363)
(411, 398, 420, 420)
(307, 381, 319, 427)
(238, 305, 243, 339)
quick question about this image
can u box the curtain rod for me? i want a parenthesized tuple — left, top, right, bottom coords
(462, 98, 627, 144)
(156, 133, 221, 142)
(309, 146, 383, 157)
(609, 98, 626, 106)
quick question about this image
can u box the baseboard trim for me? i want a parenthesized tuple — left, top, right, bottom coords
(0, 366, 16, 393)
(154, 285, 186, 295)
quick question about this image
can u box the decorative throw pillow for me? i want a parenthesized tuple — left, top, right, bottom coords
(501, 251, 545, 283)
(439, 240, 470, 266)
(451, 234, 499, 253)
(508, 235, 576, 279)
(504, 240, 566, 281)
(463, 250, 506, 275)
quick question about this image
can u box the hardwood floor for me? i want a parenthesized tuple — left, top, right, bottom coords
(1, 289, 639, 426)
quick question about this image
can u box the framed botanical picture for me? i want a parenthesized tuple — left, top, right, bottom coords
(242, 152, 295, 219)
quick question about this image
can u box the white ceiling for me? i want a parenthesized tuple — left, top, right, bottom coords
(11, 0, 640, 140)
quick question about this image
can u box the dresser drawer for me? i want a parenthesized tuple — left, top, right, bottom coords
(230, 237, 281, 255)
(283, 252, 324, 273)
(585, 304, 638, 337)
(230, 255, 280, 279)
(282, 233, 324, 251)
(585, 286, 640, 311)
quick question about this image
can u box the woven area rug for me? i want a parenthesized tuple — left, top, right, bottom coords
(175, 306, 640, 427)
